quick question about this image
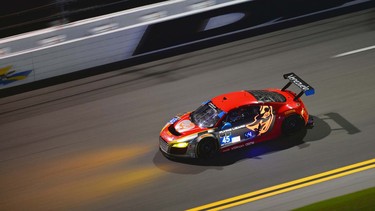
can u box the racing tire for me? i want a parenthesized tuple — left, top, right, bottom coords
(282, 114, 305, 135)
(197, 138, 218, 159)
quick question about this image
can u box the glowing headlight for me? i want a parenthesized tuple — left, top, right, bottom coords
(172, 142, 189, 148)
(171, 134, 198, 148)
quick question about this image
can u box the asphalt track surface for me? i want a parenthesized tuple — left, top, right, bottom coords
(1, 8, 375, 211)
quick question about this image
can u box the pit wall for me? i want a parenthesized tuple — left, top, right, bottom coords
(0, 0, 372, 89)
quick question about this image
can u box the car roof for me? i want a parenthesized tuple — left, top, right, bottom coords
(211, 90, 258, 112)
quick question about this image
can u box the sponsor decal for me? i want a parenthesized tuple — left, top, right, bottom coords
(89, 23, 119, 35)
(220, 134, 232, 145)
(220, 134, 241, 146)
(284, 73, 315, 96)
(219, 125, 246, 134)
(222, 141, 255, 152)
(245, 141, 255, 146)
(0, 66, 33, 86)
(232, 136, 241, 143)
(246, 105, 275, 136)
(38, 35, 66, 46)
(133, 0, 362, 56)
(287, 74, 310, 91)
(175, 120, 195, 133)
(231, 144, 244, 150)
(204, 13, 245, 31)
(244, 130, 256, 139)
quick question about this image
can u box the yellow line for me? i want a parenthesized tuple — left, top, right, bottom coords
(212, 164, 375, 210)
(187, 158, 375, 211)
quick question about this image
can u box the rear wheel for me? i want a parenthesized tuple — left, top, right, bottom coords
(197, 138, 218, 159)
(282, 114, 305, 135)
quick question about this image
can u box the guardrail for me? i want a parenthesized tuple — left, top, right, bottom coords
(0, 0, 373, 89)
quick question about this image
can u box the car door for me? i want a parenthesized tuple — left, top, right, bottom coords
(218, 105, 261, 147)
(245, 104, 276, 138)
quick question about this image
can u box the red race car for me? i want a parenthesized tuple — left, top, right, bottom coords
(159, 73, 314, 159)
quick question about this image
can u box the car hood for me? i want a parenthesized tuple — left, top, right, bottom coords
(161, 112, 208, 143)
(173, 113, 206, 135)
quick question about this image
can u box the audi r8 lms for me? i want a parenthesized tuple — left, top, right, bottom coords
(159, 73, 314, 159)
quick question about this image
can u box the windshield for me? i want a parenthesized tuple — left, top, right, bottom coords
(191, 101, 225, 128)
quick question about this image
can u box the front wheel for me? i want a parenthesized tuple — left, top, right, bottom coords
(197, 138, 218, 159)
(282, 114, 305, 135)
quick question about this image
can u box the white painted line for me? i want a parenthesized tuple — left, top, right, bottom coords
(332, 45, 375, 58)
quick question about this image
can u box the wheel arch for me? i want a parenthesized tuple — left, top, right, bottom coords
(197, 133, 219, 146)
(281, 113, 305, 135)
(196, 133, 220, 158)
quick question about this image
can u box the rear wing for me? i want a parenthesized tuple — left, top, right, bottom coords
(282, 73, 315, 100)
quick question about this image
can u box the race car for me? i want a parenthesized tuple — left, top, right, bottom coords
(159, 73, 314, 159)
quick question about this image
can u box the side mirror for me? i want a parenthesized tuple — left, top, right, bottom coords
(221, 122, 232, 130)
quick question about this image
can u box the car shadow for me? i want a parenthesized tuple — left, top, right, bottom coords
(153, 115, 332, 173)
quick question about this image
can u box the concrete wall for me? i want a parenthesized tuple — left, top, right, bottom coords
(0, 0, 248, 88)
(0, 0, 372, 89)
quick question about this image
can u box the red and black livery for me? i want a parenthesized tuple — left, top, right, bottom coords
(159, 73, 314, 159)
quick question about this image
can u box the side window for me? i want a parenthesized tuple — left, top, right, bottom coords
(225, 106, 260, 127)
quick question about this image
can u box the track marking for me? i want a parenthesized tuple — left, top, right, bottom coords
(332, 45, 375, 58)
(187, 158, 375, 211)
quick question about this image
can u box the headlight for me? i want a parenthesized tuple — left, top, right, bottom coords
(172, 142, 189, 148)
(171, 134, 198, 148)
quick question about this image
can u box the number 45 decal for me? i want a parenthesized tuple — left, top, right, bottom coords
(220, 132, 232, 146)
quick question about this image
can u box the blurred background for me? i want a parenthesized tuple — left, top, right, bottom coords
(0, 0, 166, 38)
(1, 1, 375, 210)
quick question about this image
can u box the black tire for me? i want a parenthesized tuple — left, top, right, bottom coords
(282, 114, 305, 135)
(197, 138, 218, 159)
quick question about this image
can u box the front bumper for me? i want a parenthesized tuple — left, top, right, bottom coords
(159, 136, 196, 158)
